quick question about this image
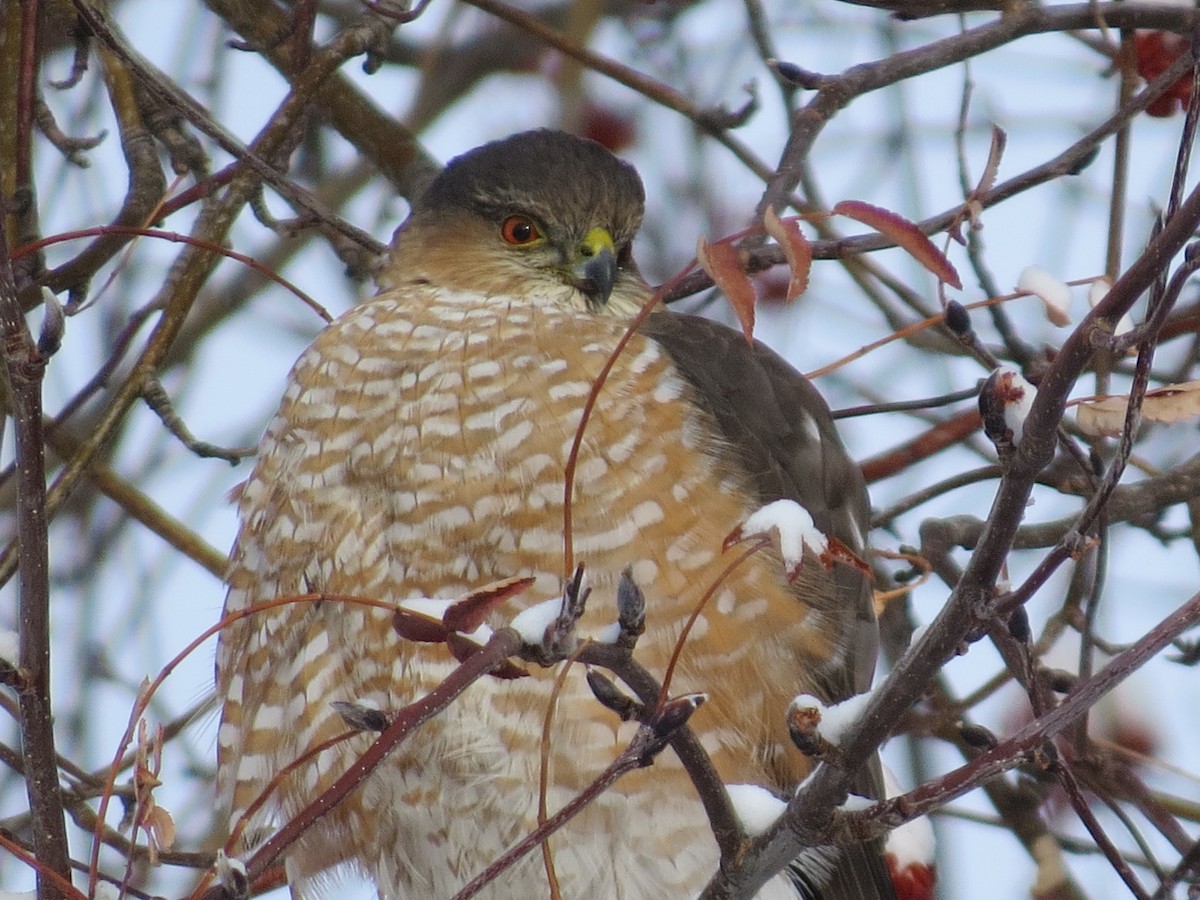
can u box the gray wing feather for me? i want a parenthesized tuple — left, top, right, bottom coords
(639, 310, 896, 900)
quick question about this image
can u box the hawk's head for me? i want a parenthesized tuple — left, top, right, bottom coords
(385, 130, 650, 315)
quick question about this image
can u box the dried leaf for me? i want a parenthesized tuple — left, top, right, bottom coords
(1076, 379, 1200, 437)
(976, 126, 1007, 199)
(1077, 397, 1138, 436)
(832, 200, 962, 289)
(443, 575, 536, 634)
(134, 762, 162, 793)
(146, 804, 176, 850)
(446, 631, 482, 663)
(762, 208, 812, 301)
(697, 236, 757, 342)
(958, 125, 1006, 239)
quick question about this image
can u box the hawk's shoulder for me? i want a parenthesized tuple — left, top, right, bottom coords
(637, 310, 869, 552)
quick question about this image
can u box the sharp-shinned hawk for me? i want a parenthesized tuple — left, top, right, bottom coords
(216, 129, 893, 899)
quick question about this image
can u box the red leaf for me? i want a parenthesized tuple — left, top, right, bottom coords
(697, 236, 757, 342)
(1135, 32, 1193, 117)
(443, 575, 536, 634)
(752, 270, 794, 306)
(762, 208, 812, 301)
(392, 608, 449, 643)
(832, 200, 962, 289)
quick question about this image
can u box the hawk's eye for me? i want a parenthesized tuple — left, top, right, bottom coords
(501, 216, 541, 245)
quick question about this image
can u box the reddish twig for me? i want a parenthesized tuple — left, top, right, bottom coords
(15, 226, 329, 322)
(859, 409, 983, 483)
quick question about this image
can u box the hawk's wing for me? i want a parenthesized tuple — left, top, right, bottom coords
(639, 310, 895, 900)
(639, 310, 876, 697)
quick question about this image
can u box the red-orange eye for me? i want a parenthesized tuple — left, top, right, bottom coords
(501, 216, 540, 245)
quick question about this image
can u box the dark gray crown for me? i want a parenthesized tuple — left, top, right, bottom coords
(416, 130, 645, 246)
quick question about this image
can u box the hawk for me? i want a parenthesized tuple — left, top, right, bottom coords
(216, 129, 893, 899)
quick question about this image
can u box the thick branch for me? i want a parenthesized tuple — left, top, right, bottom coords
(0, 216, 72, 898)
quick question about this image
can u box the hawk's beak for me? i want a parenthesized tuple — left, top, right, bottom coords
(574, 227, 618, 307)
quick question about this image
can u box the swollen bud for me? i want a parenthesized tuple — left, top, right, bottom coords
(616, 567, 646, 649)
(653, 693, 706, 740)
(1043, 668, 1078, 694)
(37, 287, 65, 357)
(959, 721, 998, 750)
(979, 367, 1037, 459)
(585, 667, 642, 721)
(1007, 606, 1031, 643)
(331, 700, 389, 733)
(943, 299, 971, 338)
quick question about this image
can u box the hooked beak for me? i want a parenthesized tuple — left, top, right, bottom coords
(573, 226, 619, 308)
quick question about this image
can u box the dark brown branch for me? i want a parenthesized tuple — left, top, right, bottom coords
(1, 23, 370, 593)
(1052, 759, 1151, 899)
(61, 0, 385, 292)
(141, 376, 256, 464)
(41, 43, 167, 302)
(32, 93, 104, 166)
(580, 642, 741, 861)
(456, 0, 775, 183)
(0, 211, 72, 900)
(912, 450, 1200, 555)
(995, 253, 1182, 616)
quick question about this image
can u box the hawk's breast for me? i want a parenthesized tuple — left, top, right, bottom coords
(219, 285, 840, 898)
